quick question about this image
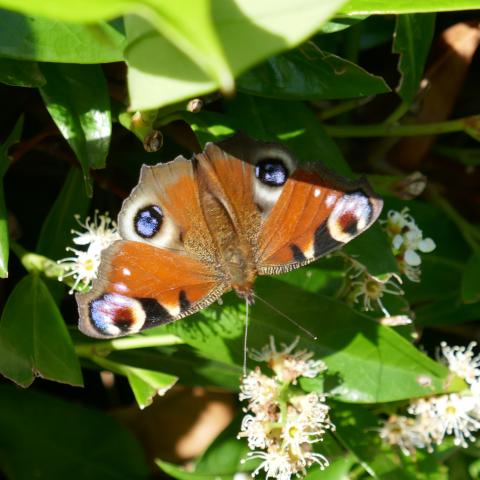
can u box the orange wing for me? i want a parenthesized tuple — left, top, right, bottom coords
(256, 165, 383, 274)
(77, 241, 228, 338)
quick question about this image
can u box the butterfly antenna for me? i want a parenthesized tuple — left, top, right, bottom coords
(243, 298, 250, 377)
(253, 292, 317, 340)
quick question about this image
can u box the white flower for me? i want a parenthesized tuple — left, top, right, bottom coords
(382, 208, 436, 282)
(58, 248, 101, 293)
(249, 336, 326, 383)
(71, 210, 119, 253)
(378, 415, 431, 456)
(239, 367, 278, 416)
(430, 394, 480, 447)
(247, 450, 294, 480)
(349, 270, 404, 317)
(58, 211, 119, 293)
(439, 342, 480, 385)
(239, 338, 332, 480)
(238, 415, 271, 450)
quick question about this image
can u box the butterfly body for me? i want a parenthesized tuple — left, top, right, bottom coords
(77, 134, 383, 338)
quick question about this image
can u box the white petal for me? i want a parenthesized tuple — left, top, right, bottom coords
(419, 238, 436, 252)
(392, 234, 404, 250)
(404, 249, 421, 266)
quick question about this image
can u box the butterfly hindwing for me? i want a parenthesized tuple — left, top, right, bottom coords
(77, 240, 228, 338)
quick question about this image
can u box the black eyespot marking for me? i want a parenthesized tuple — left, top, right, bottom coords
(338, 212, 359, 235)
(290, 244, 307, 263)
(138, 298, 172, 328)
(179, 290, 191, 312)
(255, 159, 288, 187)
(313, 221, 342, 258)
(134, 205, 163, 238)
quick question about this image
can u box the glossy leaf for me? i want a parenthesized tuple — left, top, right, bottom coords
(157, 461, 223, 480)
(0, 115, 23, 278)
(167, 278, 459, 403)
(0, 9, 124, 63)
(393, 14, 436, 104)
(39, 63, 111, 196)
(126, 0, 348, 109)
(126, 367, 178, 409)
(36, 168, 90, 260)
(462, 252, 480, 304)
(332, 403, 448, 479)
(0, 274, 82, 387)
(341, 0, 480, 14)
(0, 58, 45, 87)
(237, 45, 390, 100)
(0, 384, 149, 480)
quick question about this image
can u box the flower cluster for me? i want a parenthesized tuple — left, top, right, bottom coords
(379, 342, 480, 454)
(382, 208, 436, 282)
(58, 211, 120, 293)
(238, 337, 334, 480)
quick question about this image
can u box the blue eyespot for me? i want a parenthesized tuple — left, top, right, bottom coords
(255, 159, 288, 187)
(134, 205, 163, 238)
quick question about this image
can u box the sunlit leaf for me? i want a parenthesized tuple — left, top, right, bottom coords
(39, 63, 111, 196)
(0, 9, 125, 63)
(341, 0, 480, 14)
(126, 0, 348, 109)
(0, 274, 82, 387)
(166, 278, 460, 403)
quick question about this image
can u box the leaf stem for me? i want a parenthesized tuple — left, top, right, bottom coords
(325, 115, 478, 138)
(75, 333, 185, 357)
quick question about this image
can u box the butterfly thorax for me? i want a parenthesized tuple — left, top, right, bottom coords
(199, 187, 257, 302)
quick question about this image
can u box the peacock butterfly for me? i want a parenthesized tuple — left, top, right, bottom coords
(77, 133, 383, 338)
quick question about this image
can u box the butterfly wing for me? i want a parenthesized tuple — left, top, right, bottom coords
(77, 155, 228, 338)
(256, 163, 383, 275)
(77, 241, 228, 338)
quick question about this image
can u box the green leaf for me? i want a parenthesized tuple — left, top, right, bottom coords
(225, 95, 351, 174)
(0, 115, 23, 278)
(107, 345, 242, 391)
(0, 274, 82, 387)
(393, 14, 436, 104)
(304, 456, 356, 479)
(0, 57, 46, 87)
(237, 45, 390, 100)
(126, 367, 178, 409)
(462, 252, 480, 304)
(36, 168, 90, 260)
(39, 63, 111, 196)
(126, 0, 349, 109)
(341, 0, 480, 14)
(167, 278, 458, 403)
(0, 9, 125, 63)
(0, 384, 149, 480)
(332, 403, 448, 479)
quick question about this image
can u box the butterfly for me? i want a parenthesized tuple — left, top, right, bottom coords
(77, 133, 383, 338)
